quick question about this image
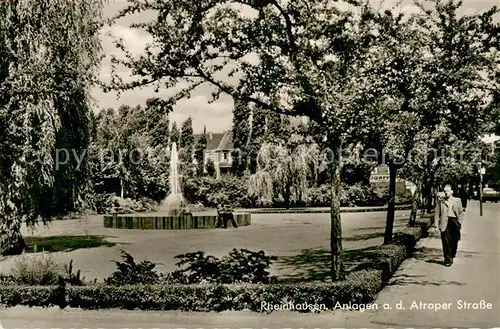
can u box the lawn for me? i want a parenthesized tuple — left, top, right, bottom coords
(24, 235, 115, 253)
(0, 210, 412, 282)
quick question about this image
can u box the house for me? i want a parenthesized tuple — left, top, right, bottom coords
(195, 130, 234, 177)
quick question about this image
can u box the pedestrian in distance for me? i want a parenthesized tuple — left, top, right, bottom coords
(433, 184, 465, 267)
(214, 203, 238, 229)
(215, 204, 223, 228)
(458, 184, 468, 211)
(221, 204, 238, 229)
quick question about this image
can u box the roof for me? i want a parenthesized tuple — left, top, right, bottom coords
(194, 130, 234, 150)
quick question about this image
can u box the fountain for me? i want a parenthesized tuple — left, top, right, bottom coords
(159, 142, 186, 216)
(103, 142, 251, 230)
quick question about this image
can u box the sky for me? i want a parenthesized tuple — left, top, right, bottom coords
(93, 0, 500, 134)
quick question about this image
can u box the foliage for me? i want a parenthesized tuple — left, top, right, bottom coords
(247, 105, 268, 174)
(106, 0, 379, 281)
(89, 104, 170, 202)
(8, 250, 92, 286)
(195, 126, 207, 175)
(110, 196, 159, 214)
(169, 249, 277, 284)
(170, 122, 180, 147)
(105, 250, 160, 286)
(248, 137, 325, 207)
(0, 270, 380, 311)
(9, 252, 63, 286)
(205, 158, 217, 178)
(0, 0, 105, 255)
(355, 220, 430, 282)
(144, 97, 171, 148)
(85, 193, 158, 214)
(24, 235, 115, 253)
(231, 101, 251, 175)
(61, 260, 87, 286)
(179, 116, 195, 177)
(341, 184, 386, 207)
(183, 173, 401, 208)
(488, 146, 500, 187)
(183, 174, 252, 208)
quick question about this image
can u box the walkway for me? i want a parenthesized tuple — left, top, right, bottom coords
(0, 202, 498, 328)
(339, 200, 500, 327)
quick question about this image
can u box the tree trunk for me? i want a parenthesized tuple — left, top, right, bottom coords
(330, 155, 344, 281)
(284, 184, 291, 209)
(420, 174, 431, 214)
(120, 178, 124, 198)
(384, 163, 397, 244)
(426, 172, 436, 213)
(409, 184, 421, 226)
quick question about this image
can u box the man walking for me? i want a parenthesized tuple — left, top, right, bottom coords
(434, 184, 465, 267)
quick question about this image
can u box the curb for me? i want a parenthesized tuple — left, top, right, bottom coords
(236, 205, 412, 214)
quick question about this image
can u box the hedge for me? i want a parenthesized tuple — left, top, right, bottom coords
(240, 204, 412, 214)
(0, 218, 431, 312)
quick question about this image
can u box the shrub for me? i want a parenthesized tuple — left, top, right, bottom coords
(340, 184, 386, 207)
(395, 193, 413, 205)
(0, 286, 64, 308)
(170, 251, 221, 284)
(9, 252, 63, 285)
(305, 185, 331, 207)
(0, 274, 15, 285)
(83, 193, 160, 214)
(167, 249, 277, 284)
(183, 175, 252, 208)
(61, 260, 89, 286)
(354, 219, 431, 283)
(85, 192, 114, 215)
(105, 250, 160, 285)
(219, 249, 277, 284)
(110, 196, 159, 214)
(0, 270, 382, 312)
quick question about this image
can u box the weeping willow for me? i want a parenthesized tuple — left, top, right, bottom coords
(248, 141, 323, 206)
(0, 0, 104, 254)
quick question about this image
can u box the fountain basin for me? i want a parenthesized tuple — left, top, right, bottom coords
(103, 212, 251, 229)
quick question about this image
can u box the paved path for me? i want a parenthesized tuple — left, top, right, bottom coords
(0, 202, 498, 328)
(338, 200, 500, 327)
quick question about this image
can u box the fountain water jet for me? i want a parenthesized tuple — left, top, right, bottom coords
(103, 142, 252, 229)
(160, 142, 186, 216)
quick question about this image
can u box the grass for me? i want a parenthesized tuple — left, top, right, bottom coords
(277, 245, 380, 282)
(343, 232, 385, 241)
(24, 235, 115, 253)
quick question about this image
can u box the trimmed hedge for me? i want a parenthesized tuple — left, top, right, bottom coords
(0, 270, 382, 312)
(0, 218, 431, 312)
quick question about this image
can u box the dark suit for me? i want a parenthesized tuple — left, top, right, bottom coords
(434, 196, 464, 264)
(215, 209, 238, 229)
(222, 211, 238, 228)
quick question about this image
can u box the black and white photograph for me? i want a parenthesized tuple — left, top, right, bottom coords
(0, 0, 499, 327)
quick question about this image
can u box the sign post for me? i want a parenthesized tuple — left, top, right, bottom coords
(479, 167, 485, 217)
